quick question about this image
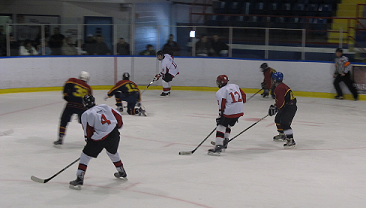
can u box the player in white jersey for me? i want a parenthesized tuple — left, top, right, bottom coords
(154, 50, 179, 96)
(69, 95, 127, 190)
(208, 75, 246, 155)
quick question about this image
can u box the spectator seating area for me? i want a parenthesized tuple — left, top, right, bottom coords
(208, 0, 339, 37)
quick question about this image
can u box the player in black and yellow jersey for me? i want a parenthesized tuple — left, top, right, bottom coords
(54, 71, 93, 145)
(104, 72, 146, 116)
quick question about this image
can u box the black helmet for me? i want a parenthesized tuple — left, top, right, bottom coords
(156, 50, 164, 60)
(336, 48, 343, 53)
(260, 63, 268, 69)
(83, 94, 95, 109)
(122, 72, 130, 80)
(156, 50, 164, 56)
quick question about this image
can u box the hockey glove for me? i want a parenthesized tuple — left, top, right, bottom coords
(216, 117, 221, 126)
(104, 93, 109, 101)
(63, 95, 69, 102)
(268, 105, 277, 116)
(153, 74, 161, 81)
(261, 82, 266, 89)
(261, 89, 269, 98)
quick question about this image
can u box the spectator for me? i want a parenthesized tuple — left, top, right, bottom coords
(19, 39, 38, 56)
(211, 35, 229, 57)
(82, 34, 96, 55)
(139, 44, 156, 55)
(62, 36, 78, 55)
(162, 34, 180, 56)
(195, 35, 214, 56)
(48, 27, 65, 55)
(92, 35, 111, 55)
(116, 38, 130, 55)
(37, 40, 52, 56)
(9, 34, 20, 56)
(333, 48, 359, 100)
(0, 25, 6, 53)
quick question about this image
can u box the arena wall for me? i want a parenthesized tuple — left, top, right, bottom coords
(0, 56, 356, 98)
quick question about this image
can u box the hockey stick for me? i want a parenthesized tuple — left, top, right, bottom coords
(141, 79, 155, 95)
(31, 158, 80, 183)
(246, 89, 263, 101)
(179, 128, 216, 155)
(211, 114, 269, 145)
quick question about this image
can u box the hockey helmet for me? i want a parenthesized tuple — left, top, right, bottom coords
(79, 71, 90, 83)
(216, 75, 229, 88)
(271, 72, 283, 82)
(260, 63, 268, 69)
(122, 72, 130, 80)
(83, 94, 95, 109)
(156, 50, 164, 60)
(336, 48, 343, 53)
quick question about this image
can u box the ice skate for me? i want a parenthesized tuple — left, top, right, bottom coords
(116, 105, 123, 112)
(284, 138, 296, 149)
(53, 137, 63, 145)
(114, 167, 127, 180)
(160, 92, 170, 97)
(69, 176, 83, 190)
(273, 133, 286, 142)
(136, 105, 147, 116)
(334, 96, 344, 100)
(208, 145, 223, 156)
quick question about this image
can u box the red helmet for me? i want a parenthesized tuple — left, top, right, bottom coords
(216, 75, 229, 88)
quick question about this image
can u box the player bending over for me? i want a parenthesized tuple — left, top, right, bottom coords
(69, 95, 127, 190)
(104, 72, 146, 116)
(54, 71, 92, 145)
(208, 75, 246, 156)
(260, 63, 276, 99)
(154, 50, 179, 96)
(268, 72, 297, 149)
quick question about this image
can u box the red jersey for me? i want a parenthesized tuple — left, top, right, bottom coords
(263, 67, 276, 90)
(274, 83, 296, 109)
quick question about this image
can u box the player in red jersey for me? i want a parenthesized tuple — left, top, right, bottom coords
(69, 95, 127, 190)
(54, 71, 92, 145)
(208, 75, 246, 155)
(268, 72, 297, 148)
(104, 72, 146, 116)
(260, 63, 276, 99)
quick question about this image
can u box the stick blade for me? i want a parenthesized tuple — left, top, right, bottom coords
(31, 175, 46, 183)
(179, 151, 193, 155)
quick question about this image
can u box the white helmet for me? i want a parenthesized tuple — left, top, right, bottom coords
(79, 71, 90, 82)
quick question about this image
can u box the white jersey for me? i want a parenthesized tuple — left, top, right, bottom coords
(161, 54, 179, 77)
(216, 83, 246, 118)
(81, 104, 123, 141)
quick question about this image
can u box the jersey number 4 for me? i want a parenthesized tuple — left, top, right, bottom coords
(229, 91, 243, 103)
(101, 114, 111, 125)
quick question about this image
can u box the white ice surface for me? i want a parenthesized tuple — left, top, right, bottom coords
(1, 90, 366, 208)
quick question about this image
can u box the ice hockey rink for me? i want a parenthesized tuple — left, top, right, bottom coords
(1, 90, 366, 208)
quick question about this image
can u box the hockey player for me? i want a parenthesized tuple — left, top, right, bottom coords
(69, 94, 127, 190)
(54, 71, 92, 145)
(208, 75, 246, 156)
(260, 63, 276, 99)
(268, 72, 297, 149)
(333, 48, 358, 100)
(154, 50, 179, 96)
(104, 72, 146, 116)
